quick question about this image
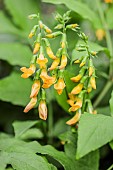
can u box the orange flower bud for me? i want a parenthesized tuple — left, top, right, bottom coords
(71, 83, 83, 95)
(90, 77, 96, 89)
(96, 29, 105, 41)
(20, 64, 36, 78)
(33, 43, 40, 54)
(24, 97, 37, 113)
(54, 78, 66, 95)
(30, 80, 40, 98)
(46, 47, 56, 60)
(89, 67, 94, 76)
(38, 100, 47, 120)
(48, 58, 60, 71)
(36, 54, 48, 69)
(70, 74, 82, 82)
(28, 32, 34, 38)
(59, 55, 67, 69)
(66, 112, 81, 125)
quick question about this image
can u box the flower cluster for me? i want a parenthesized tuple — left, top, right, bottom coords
(20, 12, 79, 120)
(66, 33, 97, 126)
(20, 12, 97, 125)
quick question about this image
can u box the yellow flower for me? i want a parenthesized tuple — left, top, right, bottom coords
(54, 78, 66, 95)
(40, 69, 56, 88)
(70, 74, 82, 82)
(45, 26, 52, 33)
(20, 64, 36, 78)
(24, 97, 37, 113)
(33, 42, 40, 54)
(66, 112, 81, 125)
(74, 59, 80, 64)
(89, 67, 94, 76)
(46, 47, 56, 60)
(30, 80, 41, 98)
(80, 61, 86, 67)
(59, 55, 67, 69)
(104, 0, 112, 3)
(71, 83, 83, 95)
(48, 58, 60, 71)
(67, 99, 75, 106)
(68, 98, 82, 112)
(90, 77, 96, 89)
(28, 32, 34, 38)
(96, 29, 105, 41)
(38, 100, 47, 120)
(36, 54, 48, 69)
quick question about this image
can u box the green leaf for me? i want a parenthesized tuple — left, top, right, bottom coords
(0, 43, 32, 66)
(42, 0, 102, 29)
(63, 131, 99, 170)
(109, 90, 113, 116)
(54, 89, 69, 113)
(9, 152, 51, 170)
(4, 0, 40, 31)
(21, 141, 74, 170)
(20, 128, 43, 140)
(106, 6, 113, 29)
(0, 11, 21, 35)
(13, 120, 38, 138)
(0, 72, 32, 106)
(53, 118, 69, 137)
(0, 138, 52, 170)
(76, 113, 113, 158)
(0, 151, 9, 170)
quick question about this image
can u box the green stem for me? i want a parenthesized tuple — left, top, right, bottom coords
(93, 80, 113, 108)
(96, 0, 113, 56)
(93, 0, 113, 107)
(48, 102, 53, 144)
(107, 164, 113, 170)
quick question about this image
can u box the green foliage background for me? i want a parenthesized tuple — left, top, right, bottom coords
(0, 0, 113, 169)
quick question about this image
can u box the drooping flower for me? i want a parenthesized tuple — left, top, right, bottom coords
(24, 97, 37, 113)
(67, 93, 77, 106)
(36, 53, 48, 69)
(46, 46, 56, 60)
(20, 64, 36, 78)
(68, 98, 82, 112)
(59, 55, 67, 69)
(66, 112, 81, 125)
(38, 100, 47, 120)
(30, 80, 41, 98)
(54, 78, 66, 95)
(40, 69, 56, 88)
(70, 74, 82, 82)
(71, 83, 83, 95)
(90, 77, 96, 89)
(48, 58, 60, 71)
(96, 29, 105, 41)
(33, 42, 40, 54)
